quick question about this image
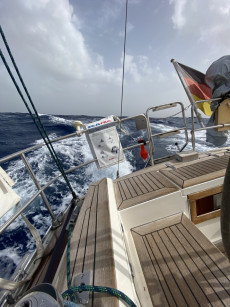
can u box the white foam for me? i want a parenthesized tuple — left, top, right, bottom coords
(3, 127, 134, 223)
(47, 114, 74, 126)
(38, 113, 49, 116)
(151, 122, 175, 133)
(0, 247, 22, 266)
(164, 127, 230, 154)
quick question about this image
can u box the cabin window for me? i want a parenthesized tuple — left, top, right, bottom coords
(188, 186, 222, 224)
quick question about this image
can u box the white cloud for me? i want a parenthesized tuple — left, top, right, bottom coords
(210, 1, 230, 16)
(98, 0, 124, 28)
(0, 1, 122, 106)
(125, 54, 142, 83)
(122, 54, 161, 84)
(118, 22, 134, 37)
(169, 0, 188, 29)
(0, 0, 158, 115)
(0, 0, 139, 88)
(1, 0, 91, 82)
(169, 0, 230, 65)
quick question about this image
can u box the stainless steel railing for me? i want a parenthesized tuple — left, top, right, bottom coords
(146, 102, 189, 165)
(2, 102, 228, 234)
(0, 113, 152, 234)
(190, 99, 230, 150)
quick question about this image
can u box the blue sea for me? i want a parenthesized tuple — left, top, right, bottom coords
(0, 112, 225, 279)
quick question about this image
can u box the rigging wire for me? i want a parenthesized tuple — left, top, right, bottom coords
(164, 104, 191, 118)
(120, 0, 128, 118)
(0, 25, 77, 199)
(117, 0, 128, 178)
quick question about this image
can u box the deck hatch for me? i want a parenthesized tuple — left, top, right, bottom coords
(131, 213, 230, 306)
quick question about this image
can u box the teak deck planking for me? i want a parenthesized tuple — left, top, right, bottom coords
(160, 155, 229, 188)
(54, 178, 118, 307)
(114, 168, 179, 210)
(53, 150, 230, 306)
(131, 213, 230, 306)
(114, 153, 229, 210)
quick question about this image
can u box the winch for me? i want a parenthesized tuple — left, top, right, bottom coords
(15, 284, 64, 307)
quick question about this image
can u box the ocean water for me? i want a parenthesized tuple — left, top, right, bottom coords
(0, 112, 227, 279)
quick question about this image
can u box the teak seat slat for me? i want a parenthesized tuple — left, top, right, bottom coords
(142, 172, 160, 190)
(117, 181, 126, 201)
(175, 225, 230, 304)
(132, 175, 149, 194)
(124, 178, 139, 198)
(145, 234, 188, 306)
(114, 170, 178, 210)
(179, 164, 207, 176)
(174, 166, 198, 178)
(139, 174, 155, 191)
(131, 213, 230, 306)
(160, 156, 229, 188)
(159, 228, 214, 304)
(119, 179, 133, 199)
(149, 171, 168, 189)
(129, 177, 143, 195)
(164, 226, 218, 303)
(169, 168, 192, 180)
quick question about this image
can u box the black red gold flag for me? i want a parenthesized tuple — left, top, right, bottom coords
(178, 63, 212, 116)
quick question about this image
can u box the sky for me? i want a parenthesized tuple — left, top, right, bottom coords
(1, 0, 230, 116)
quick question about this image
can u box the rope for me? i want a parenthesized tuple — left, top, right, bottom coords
(66, 224, 74, 289)
(0, 25, 77, 199)
(62, 285, 137, 307)
(117, 0, 128, 178)
(64, 301, 80, 307)
(113, 115, 129, 135)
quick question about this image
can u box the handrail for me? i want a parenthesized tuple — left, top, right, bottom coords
(146, 102, 189, 165)
(0, 115, 149, 164)
(3, 106, 229, 235)
(21, 153, 56, 221)
(0, 113, 151, 234)
(0, 191, 41, 234)
(0, 131, 80, 164)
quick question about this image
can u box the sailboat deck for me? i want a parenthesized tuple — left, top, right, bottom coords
(131, 213, 230, 306)
(53, 149, 230, 306)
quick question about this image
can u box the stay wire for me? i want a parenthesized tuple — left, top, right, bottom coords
(0, 25, 77, 199)
(117, 0, 128, 178)
(120, 0, 128, 119)
(164, 104, 191, 118)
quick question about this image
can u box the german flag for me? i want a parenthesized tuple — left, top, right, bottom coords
(178, 62, 212, 116)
